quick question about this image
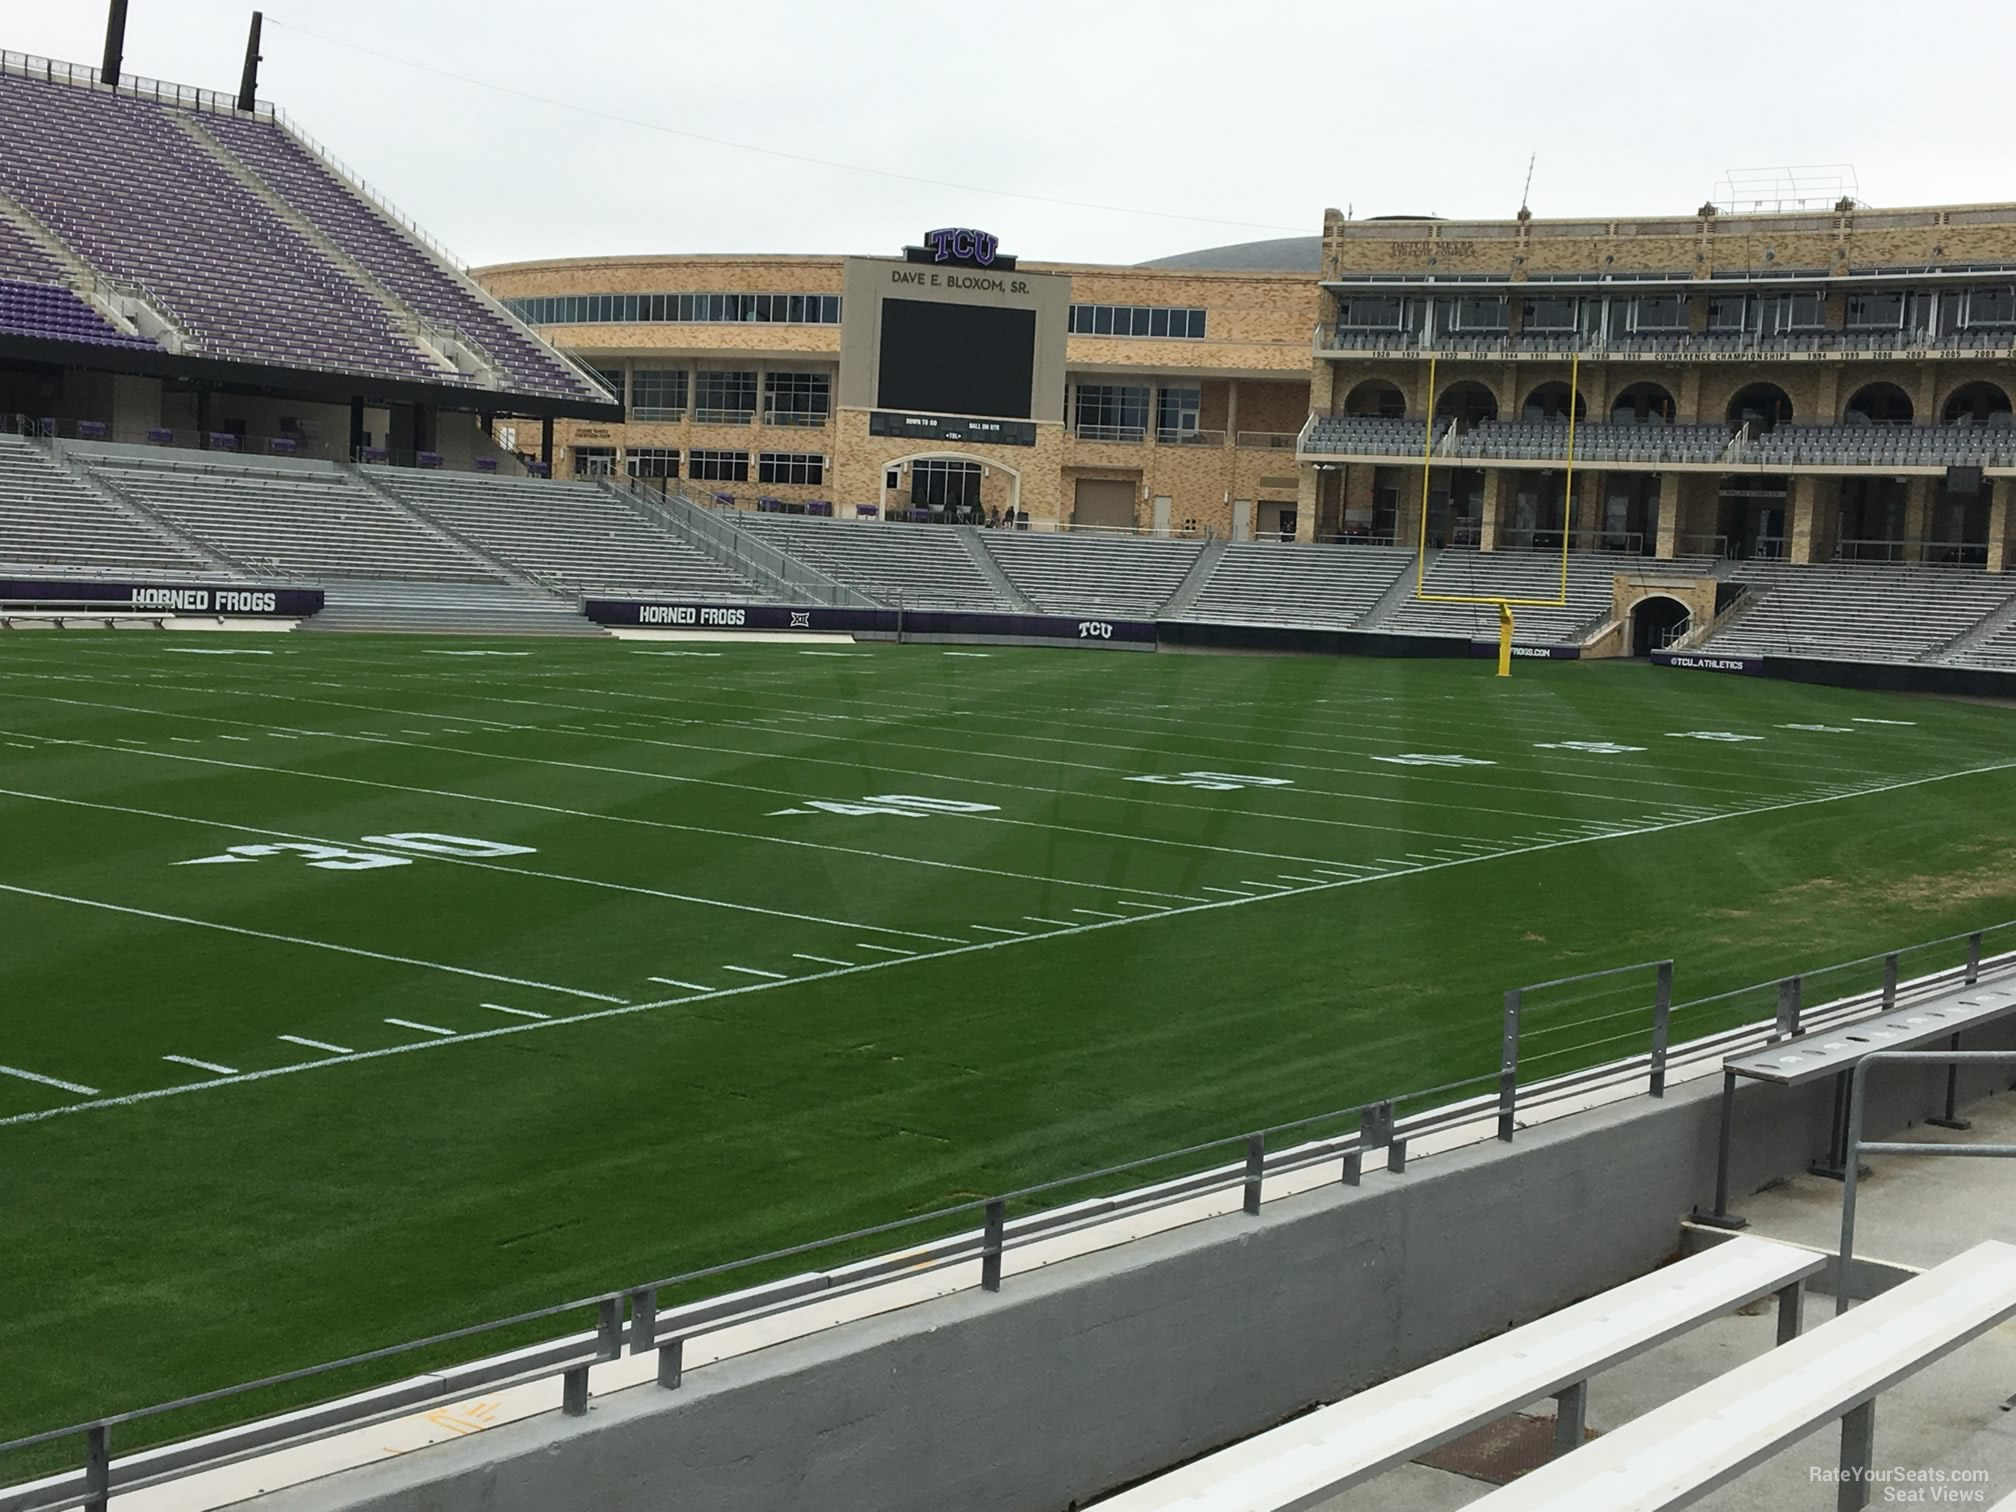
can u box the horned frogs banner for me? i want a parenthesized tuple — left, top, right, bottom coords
(584, 599, 1156, 645)
(1, 579, 324, 617)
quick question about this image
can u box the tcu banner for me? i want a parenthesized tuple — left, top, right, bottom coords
(1651, 650, 1765, 675)
(584, 599, 1155, 646)
(0, 579, 324, 617)
(1468, 640, 1581, 661)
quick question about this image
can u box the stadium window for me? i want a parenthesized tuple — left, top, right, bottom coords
(632, 369, 688, 421)
(1706, 295, 1748, 332)
(1450, 296, 1508, 333)
(688, 449, 750, 482)
(1625, 294, 1685, 332)
(1846, 290, 1908, 329)
(1156, 385, 1201, 441)
(572, 446, 616, 478)
(694, 370, 757, 422)
(764, 370, 830, 425)
(626, 448, 679, 478)
(911, 458, 982, 509)
(1337, 295, 1406, 330)
(1962, 286, 2015, 328)
(1069, 304, 1207, 340)
(1074, 383, 1150, 441)
(1521, 296, 1577, 332)
(588, 366, 624, 402)
(758, 452, 825, 485)
(1761, 291, 1825, 333)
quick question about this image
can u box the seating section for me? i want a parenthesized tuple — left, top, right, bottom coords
(731, 515, 1009, 611)
(195, 113, 602, 404)
(0, 278, 157, 348)
(1182, 542, 1415, 627)
(980, 533, 1201, 616)
(1380, 550, 1711, 644)
(1303, 415, 1441, 456)
(0, 212, 66, 281)
(375, 471, 768, 600)
(1748, 422, 2016, 469)
(1701, 561, 2016, 664)
(0, 433, 212, 576)
(1946, 612, 2016, 671)
(0, 71, 444, 381)
(1444, 419, 1730, 464)
(74, 453, 500, 582)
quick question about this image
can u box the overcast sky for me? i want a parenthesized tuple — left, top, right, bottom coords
(6, 1, 2013, 270)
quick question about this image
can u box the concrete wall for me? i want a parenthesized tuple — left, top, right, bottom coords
(245, 1021, 2015, 1512)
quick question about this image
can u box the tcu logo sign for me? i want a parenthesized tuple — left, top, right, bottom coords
(923, 228, 999, 266)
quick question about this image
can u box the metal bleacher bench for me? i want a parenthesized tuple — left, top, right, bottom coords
(1098, 1236, 1822, 1511)
(1472, 1239, 2016, 1512)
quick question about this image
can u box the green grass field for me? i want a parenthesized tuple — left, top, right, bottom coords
(5, 633, 2016, 1460)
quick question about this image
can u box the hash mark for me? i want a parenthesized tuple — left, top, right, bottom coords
(721, 965, 788, 980)
(972, 924, 1028, 937)
(163, 1054, 238, 1076)
(792, 953, 852, 967)
(482, 1003, 551, 1020)
(385, 1018, 457, 1037)
(648, 976, 712, 992)
(1071, 908, 1125, 919)
(855, 943, 914, 955)
(0, 1062, 99, 1096)
(278, 1034, 352, 1056)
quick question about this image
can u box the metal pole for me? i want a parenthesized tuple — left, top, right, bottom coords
(1243, 1133, 1265, 1215)
(1552, 1380, 1586, 1457)
(627, 1287, 657, 1355)
(1881, 952, 1898, 1009)
(1837, 1399, 1875, 1511)
(1927, 1031, 1971, 1131)
(84, 1424, 110, 1512)
(1837, 1061, 1872, 1317)
(981, 1199, 1005, 1291)
(236, 10, 263, 112)
(1775, 974, 1802, 1039)
(1498, 988, 1521, 1142)
(1966, 930, 1982, 985)
(1695, 1069, 1750, 1229)
(1650, 961, 1673, 1097)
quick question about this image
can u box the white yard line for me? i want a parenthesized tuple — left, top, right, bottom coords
(1072, 908, 1125, 919)
(1023, 917, 1075, 928)
(481, 1004, 550, 1021)
(791, 954, 852, 968)
(0, 1063, 98, 1096)
(972, 924, 1028, 937)
(1201, 886, 1253, 898)
(277, 1035, 352, 1056)
(0, 882, 624, 1002)
(856, 943, 915, 956)
(648, 977, 712, 992)
(385, 1018, 457, 1037)
(721, 965, 788, 980)
(163, 1055, 238, 1075)
(1114, 901, 1167, 912)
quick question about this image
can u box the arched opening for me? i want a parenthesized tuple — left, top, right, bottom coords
(1942, 381, 2014, 428)
(1435, 380, 1498, 428)
(879, 452, 1024, 526)
(1726, 383, 1793, 434)
(1843, 382, 1913, 426)
(1519, 382, 1586, 422)
(1631, 595, 1692, 656)
(1342, 378, 1407, 418)
(1611, 382, 1677, 424)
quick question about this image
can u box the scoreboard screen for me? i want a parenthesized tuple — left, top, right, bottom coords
(876, 298, 1036, 420)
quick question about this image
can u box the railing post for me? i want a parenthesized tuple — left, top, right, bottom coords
(657, 1337, 684, 1390)
(980, 1199, 1004, 1292)
(1692, 1069, 1749, 1229)
(84, 1424, 109, 1512)
(1650, 961, 1674, 1098)
(596, 1296, 622, 1359)
(628, 1287, 657, 1355)
(1966, 931, 1982, 985)
(1775, 974, 1802, 1039)
(1243, 1132, 1265, 1215)
(1928, 1032, 1971, 1131)
(1881, 952, 1899, 1010)
(561, 1365, 589, 1417)
(1498, 988, 1522, 1142)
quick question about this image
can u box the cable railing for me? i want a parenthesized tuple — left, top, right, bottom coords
(7, 919, 2013, 1510)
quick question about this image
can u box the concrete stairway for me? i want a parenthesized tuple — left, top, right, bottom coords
(305, 580, 604, 636)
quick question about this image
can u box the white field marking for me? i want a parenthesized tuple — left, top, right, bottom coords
(0, 883, 624, 1002)
(277, 1035, 352, 1056)
(1277, 875, 1326, 885)
(2, 741, 32, 749)
(721, 965, 788, 980)
(791, 954, 852, 968)
(0, 785, 965, 946)
(481, 1004, 550, 1020)
(1238, 880, 1291, 890)
(1854, 717, 1918, 726)
(163, 1055, 238, 1075)
(1023, 917, 1076, 928)
(0, 693, 1233, 903)
(1072, 908, 1125, 919)
(162, 647, 273, 656)
(266, 732, 297, 740)
(1201, 886, 1254, 898)
(972, 924, 1029, 937)
(386, 1017, 457, 1037)
(169, 737, 200, 744)
(401, 729, 435, 736)
(943, 651, 992, 657)
(1115, 901, 1167, 912)
(218, 735, 251, 742)
(0, 1063, 99, 1096)
(648, 977, 713, 992)
(116, 737, 147, 744)
(856, 943, 915, 955)
(800, 650, 868, 657)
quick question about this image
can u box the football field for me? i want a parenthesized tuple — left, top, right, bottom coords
(5, 633, 2016, 1455)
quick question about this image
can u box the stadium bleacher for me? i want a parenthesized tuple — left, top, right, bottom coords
(1443, 419, 1731, 464)
(730, 515, 1011, 611)
(1747, 422, 2016, 469)
(1378, 549, 1714, 644)
(1699, 561, 2015, 664)
(0, 432, 213, 577)
(980, 532, 1201, 617)
(1180, 541, 1415, 628)
(0, 278, 156, 348)
(373, 470, 771, 600)
(70, 450, 501, 582)
(1302, 415, 1441, 455)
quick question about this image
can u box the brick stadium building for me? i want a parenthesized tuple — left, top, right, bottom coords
(482, 204, 2016, 570)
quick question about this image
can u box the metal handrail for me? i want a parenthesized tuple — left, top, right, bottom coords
(7, 921, 2013, 1508)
